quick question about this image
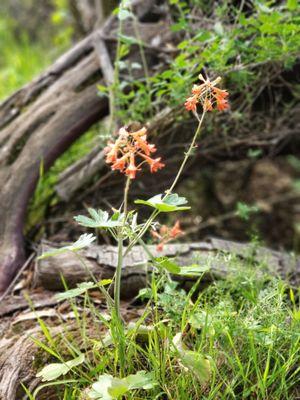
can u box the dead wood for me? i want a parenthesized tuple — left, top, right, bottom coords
(34, 238, 300, 298)
(0, 327, 41, 399)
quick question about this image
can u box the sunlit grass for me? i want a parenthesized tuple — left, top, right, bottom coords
(26, 253, 300, 399)
(0, 17, 65, 101)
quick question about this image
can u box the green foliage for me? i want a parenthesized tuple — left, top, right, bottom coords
(0, 18, 53, 100)
(236, 202, 259, 221)
(51, 0, 74, 47)
(135, 193, 190, 212)
(38, 233, 96, 260)
(88, 371, 156, 399)
(55, 280, 112, 301)
(28, 254, 300, 399)
(26, 125, 102, 232)
(172, 332, 211, 383)
(103, 0, 300, 123)
(74, 209, 123, 229)
(36, 353, 85, 382)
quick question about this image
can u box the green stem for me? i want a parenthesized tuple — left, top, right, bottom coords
(166, 110, 205, 195)
(123, 177, 131, 217)
(114, 236, 123, 321)
(114, 178, 131, 320)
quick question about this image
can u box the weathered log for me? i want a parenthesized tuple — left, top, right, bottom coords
(35, 238, 300, 298)
(0, 327, 42, 399)
(0, 0, 166, 294)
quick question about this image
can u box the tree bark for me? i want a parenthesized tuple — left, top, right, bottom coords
(34, 238, 300, 298)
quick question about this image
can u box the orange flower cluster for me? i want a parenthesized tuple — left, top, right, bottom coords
(151, 220, 184, 251)
(185, 74, 229, 112)
(104, 126, 165, 179)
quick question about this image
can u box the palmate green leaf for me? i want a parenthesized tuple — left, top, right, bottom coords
(36, 353, 85, 382)
(181, 351, 211, 383)
(88, 374, 114, 400)
(88, 371, 156, 399)
(37, 233, 96, 260)
(125, 370, 157, 390)
(118, 8, 134, 21)
(55, 279, 112, 301)
(154, 258, 210, 276)
(74, 208, 122, 229)
(178, 264, 211, 276)
(135, 193, 190, 213)
(172, 333, 211, 383)
(188, 311, 215, 336)
(154, 257, 181, 274)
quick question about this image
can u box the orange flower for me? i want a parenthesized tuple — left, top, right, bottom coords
(203, 98, 213, 112)
(185, 74, 229, 112)
(152, 220, 184, 251)
(105, 126, 164, 180)
(213, 87, 229, 99)
(216, 98, 229, 111)
(111, 153, 129, 171)
(125, 153, 139, 179)
(156, 243, 164, 252)
(133, 134, 156, 155)
(139, 153, 165, 173)
(150, 158, 165, 173)
(185, 95, 198, 112)
(169, 220, 184, 238)
(104, 142, 119, 164)
(191, 84, 205, 96)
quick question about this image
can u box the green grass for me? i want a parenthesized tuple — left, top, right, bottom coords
(25, 252, 300, 399)
(26, 123, 107, 232)
(0, 18, 54, 101)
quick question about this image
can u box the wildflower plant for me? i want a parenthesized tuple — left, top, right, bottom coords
(37, 73, 229, 392)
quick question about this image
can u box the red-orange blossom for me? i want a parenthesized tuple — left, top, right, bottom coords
(105, 126, 165, 179)
(185, 74, 229, 112)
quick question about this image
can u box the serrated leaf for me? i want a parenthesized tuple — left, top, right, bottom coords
(88, 374, 114, 399)
(214, 22, 224, 36)
(181, 351, 211, 383)
(188, 311, 213, 330)
(154, 257, 181, 273)
(131, 62, 142, 70)
(126, 371, 156, 390)
(178, 264, 210, 276)
(55, 282, 95, 300)
(74, 208, 122, 229)
(172, 333, 211, 383)
(118, 33, 141, 45)
(55, 279, 112, 301)
(36, 354, 85, 382)
(135, 193, 190, 213)
(88, 371, 156, 399)
(108, 378, 128, 398)
(118, 8, 134, 21)
(36, 363, 69, 382)
(38, 234, 96, 259)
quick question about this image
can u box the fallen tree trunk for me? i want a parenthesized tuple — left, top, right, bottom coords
(35, 238, 300, 298)
(0, 327, 44, 399)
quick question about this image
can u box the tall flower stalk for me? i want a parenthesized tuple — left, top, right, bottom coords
(39, 73, 229, 376)
(105, 74, 229, 324)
